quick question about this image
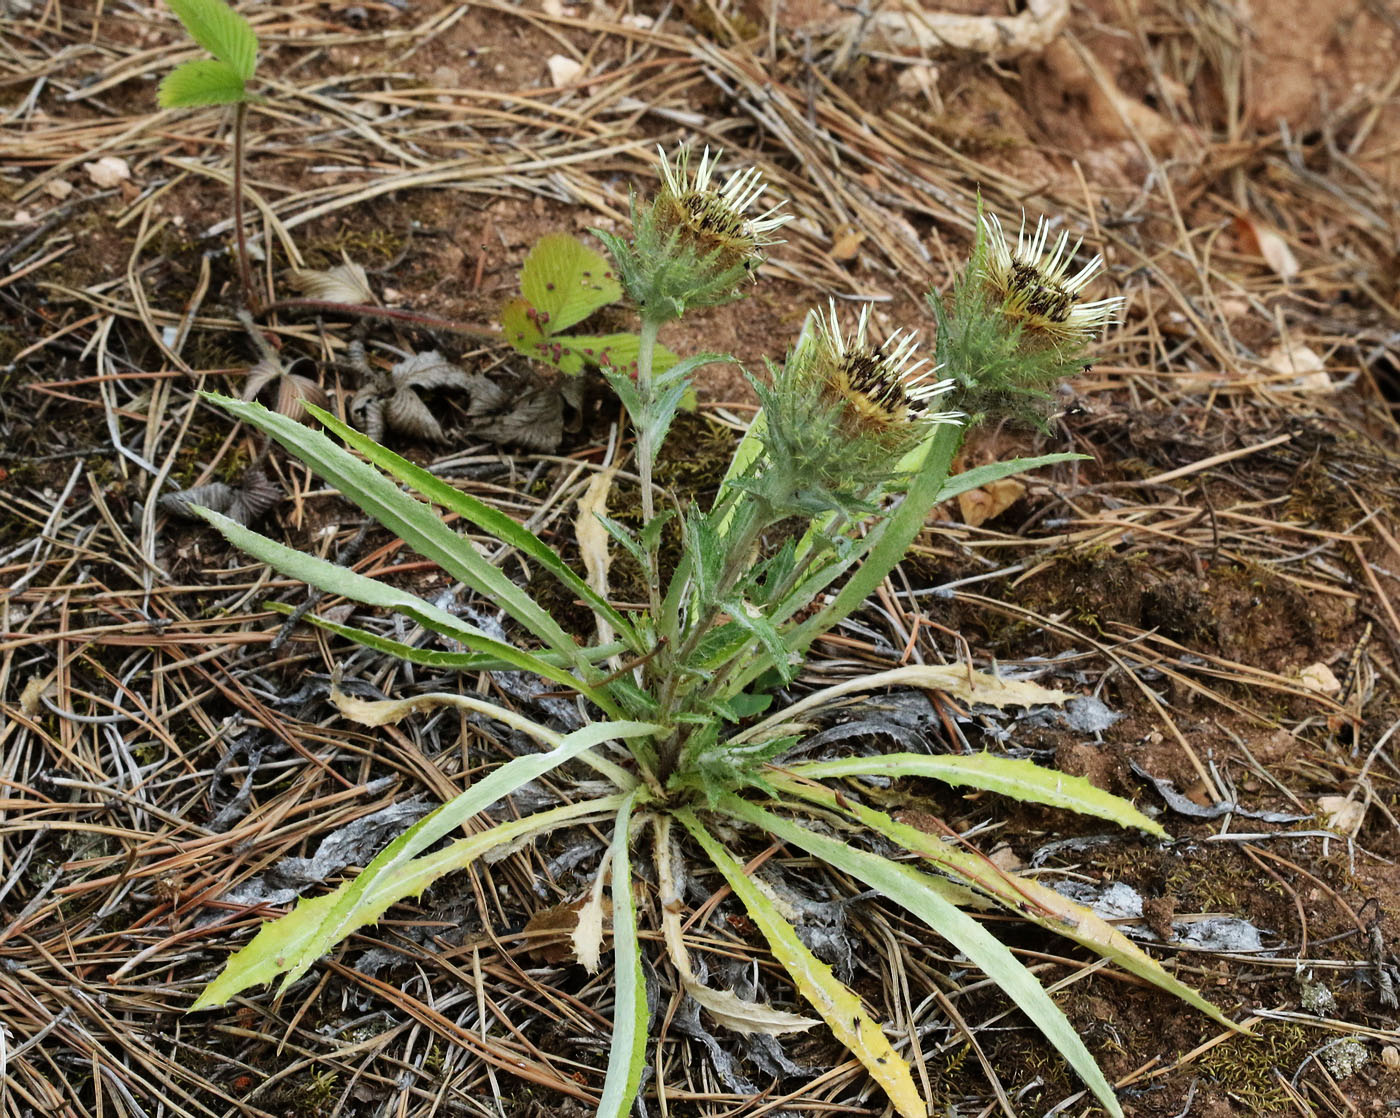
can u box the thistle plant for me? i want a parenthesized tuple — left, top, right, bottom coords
(157, 0, 261, 310)
(183, 148, 1239, 1117)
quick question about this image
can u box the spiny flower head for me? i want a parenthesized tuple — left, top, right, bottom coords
(593, 144, 791, 322)
(652, 145, 789, 274)
(806, 301, 959, 438)
(748, 303, 961, 519)
(976, 212, 1123, 344)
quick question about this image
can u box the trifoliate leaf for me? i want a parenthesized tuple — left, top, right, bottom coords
(165, 0, 258, 80)
(520, 233, 621, 333)
(157, 58, 246, 108)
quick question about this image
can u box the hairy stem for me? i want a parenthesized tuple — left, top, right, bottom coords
(635, 317, 661, 526)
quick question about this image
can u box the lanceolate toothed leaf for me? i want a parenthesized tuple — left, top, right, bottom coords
(193, 507, 615, 711)
(676, 810, 928, 1118)
(266, 601, 626, 675)
(158, 58, 246, 108)
(722, 797, 1125, 1118)
(165, 0, 258, 80)
(204, 393, 593, 676)
(303, 402, 638, 648)
(932, 453, 1086, 506)
(596, 792, 647, 1118)
(772, 778, 1242, 1031)
(273, 720, 659, 991)
(192, 794, 625, 1009)
(784, 753, 1167, 837)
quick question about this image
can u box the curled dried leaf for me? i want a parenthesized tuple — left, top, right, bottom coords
(391, 351, 475, 392)
(682, 980, 819, 1036)
(241, 356, 329, 423)
(385, 383, 451, 442)
(232, 469, 283, 521)
(288, 261, 375, 305)
(159, 468, 283, 527)
(467, 381, 565, 452)
(159, 482, 238, 521)
(348, 351, 480, 443)
(349, 390, 386, 442)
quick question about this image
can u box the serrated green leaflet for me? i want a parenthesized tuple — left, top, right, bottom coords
(205, 393, 593, 677)
(302, 401, 638, 647)
(158, 58, 245, 108)
(722, 796, 1126, 1118)
(521, 233, 621, 333)
(782, 753, 1167, 837)
(166, 0, 257, 80)
(503, 299, 681, 376)
(677, 809, 927, 1118)
(597, 792, 647, 1118)
(193, 794, 624, 1008)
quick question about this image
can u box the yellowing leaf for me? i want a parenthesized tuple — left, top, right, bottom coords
(780, 752, 1166, 837)
(733, 663, 1070, 750)
(678, 811, 927, 1118)
(726, 797, 1125, 1118)
(576, 466, 618, 646)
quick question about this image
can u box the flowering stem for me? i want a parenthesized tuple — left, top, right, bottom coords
(635, 316, 661, 525)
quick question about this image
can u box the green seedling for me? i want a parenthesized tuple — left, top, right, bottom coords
(157, 0, 261, 309)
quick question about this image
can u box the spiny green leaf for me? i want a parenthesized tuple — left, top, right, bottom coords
(722, 797, 1125, 1118)
(521, 233, 621, 333)
(158, 58, 246, 108)
(192, 794, 626, 1009)
(597, 792, 647, 1118)
(193, 506, 607, 705)
(303, 401, 638, 648)
(166, 0, 257, 80)
(204, 393, 597, 683)
(772, 778, 1242, 1032)
(265, 600, 625, 674)
(274, 721, 656, 991)
(932, 452, 1087, 506)
(785, 753, 1167, 837)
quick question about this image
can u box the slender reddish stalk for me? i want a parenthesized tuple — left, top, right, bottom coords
(258, 298, 496, 338)
(231, 100, 259, 313)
